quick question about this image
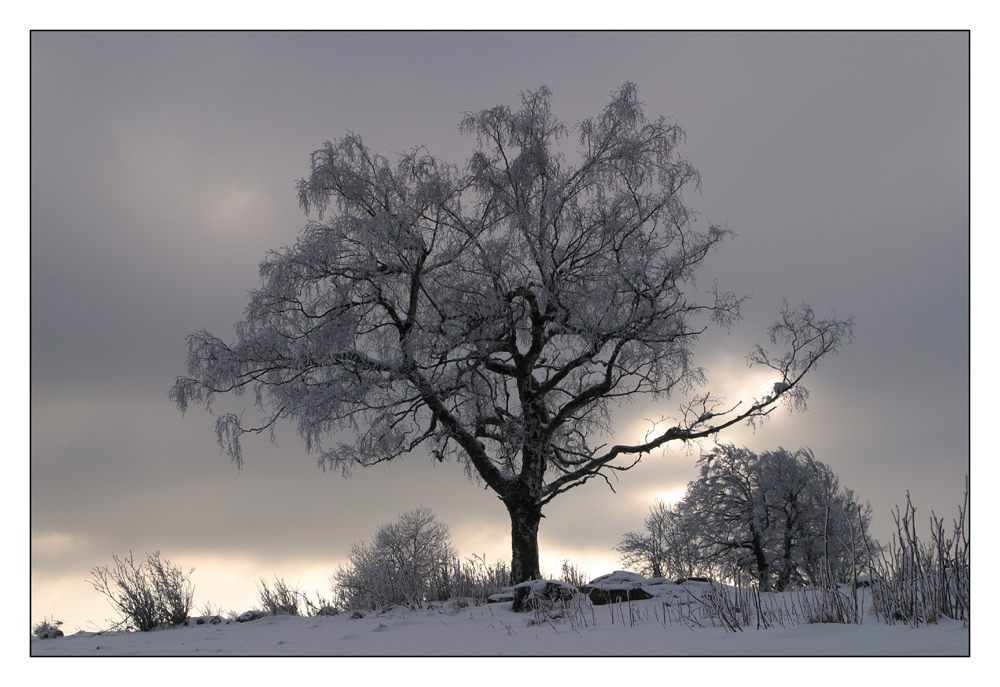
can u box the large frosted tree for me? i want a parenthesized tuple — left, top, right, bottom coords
(171, 83, 852, 599)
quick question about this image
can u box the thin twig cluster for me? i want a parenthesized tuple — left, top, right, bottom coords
(89, 551, 195, 632)
(862, 478, 970, 626)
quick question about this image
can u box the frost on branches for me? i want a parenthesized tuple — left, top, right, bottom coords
(617, 446, 874, 591)
(171, 83, 853, 594)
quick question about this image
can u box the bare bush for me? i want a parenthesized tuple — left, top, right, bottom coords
(90, 551, 194, 631)
(300, 589, 338, 617)
(147, 551, 195, 625)
(32, 616, 64, 639)
(864, 479, 969, 626)
(257, 576, 301, 616)
(442, 554, 511, 604)
(198, 600, 223, 617)
(695, 581, 746, 633)
(560, 559, 588, 587)
(795, 586, 858, 625)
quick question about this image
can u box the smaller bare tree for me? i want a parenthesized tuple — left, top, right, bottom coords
(616, 499, 702, 580)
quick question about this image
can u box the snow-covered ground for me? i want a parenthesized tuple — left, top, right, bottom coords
(31, 576, 968, 657)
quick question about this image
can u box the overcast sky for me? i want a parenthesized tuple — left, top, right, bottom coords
(31, 31, 970, 632)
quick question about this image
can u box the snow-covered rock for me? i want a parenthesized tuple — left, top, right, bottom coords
(513, 579, 577, 603)
(487, 591, 514, 604)
(579, 571, 698, 605)
(853, 573, 882, 588)
(581, 571, 655, 605)
(588, 570, 648, 586)
(235, 610, 268, 623)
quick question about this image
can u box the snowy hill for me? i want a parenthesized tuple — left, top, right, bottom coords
(31, 576, 968, 657)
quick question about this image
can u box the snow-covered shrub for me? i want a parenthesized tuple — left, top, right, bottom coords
(197, 600, 222, 617)
(32, 616, 64, 639)
(257, 576, 301, 616)
(90, 551, 194, 631)
(514, 579, 577, 604)
(333, 507, 455, 611)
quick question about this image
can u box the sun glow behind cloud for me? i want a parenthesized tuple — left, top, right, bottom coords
(653, 486, 688, 508)
(32, 531, 85, 556)
(207, 186, 266, 235)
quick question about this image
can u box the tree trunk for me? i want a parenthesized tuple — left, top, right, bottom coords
(776, 519, 796, 592)
(751, 530, 771, 592)
(505, 497, 543, 611)
(507, 498, 542, 583)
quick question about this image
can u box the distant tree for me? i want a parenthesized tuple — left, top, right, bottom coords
(615, 499, 702, 580)
(333, 506, 454, 610)
(616, 501, 670, 579)
(171, 83, 853, 602)
(669, 445, 873, 591)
